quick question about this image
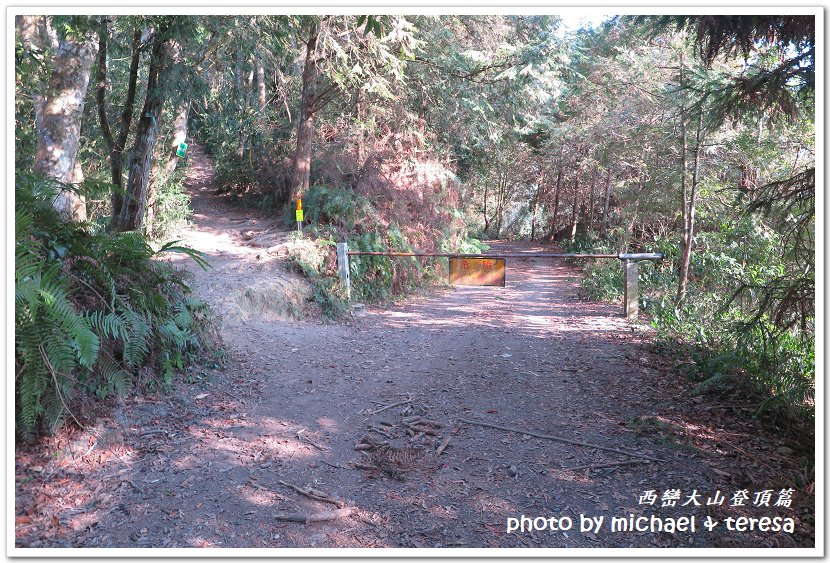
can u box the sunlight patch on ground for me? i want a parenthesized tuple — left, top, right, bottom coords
(316, 417, 339, 431)
(187, 536, 220, 548)
(240, 483, 283, 507)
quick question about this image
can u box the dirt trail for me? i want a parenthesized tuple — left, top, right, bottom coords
(14, 146, 812, 550)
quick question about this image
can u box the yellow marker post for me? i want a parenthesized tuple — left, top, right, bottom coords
(295, 198, 304, 233)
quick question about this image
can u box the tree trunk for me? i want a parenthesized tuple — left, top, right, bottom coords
(255, 56, 266, 110)
(112, 29, 173, 232)
(289, 22, 320, 201)
(246, 66, 255, 109)
(234, 47, 247, 158)
(569, 176, 580, 244)
(548, 166, 562, 240)
(494, 171, 507, 238)
(164, 100, 190, 179)
(587, 168, 597, 233)
(482, 181, 490, 235)
(530, 174, 544, 242)
(676, 109, 705, 304)
(600, 168, 612, 238)
(145, 98, 189, 233)
(16, 16, 47, 153)
(26, 16, 98, 221)
(678, 54, 689, 247)
(100, 22, 142, 219)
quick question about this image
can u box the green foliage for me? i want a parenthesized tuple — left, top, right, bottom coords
(571, 216, 814, 426)
(15, 174, 214, 437)
(284, 237, 350, 319)
(348, 231, 397, 302)
(300, 184, 371, 231)
(148, 177, 193, 241)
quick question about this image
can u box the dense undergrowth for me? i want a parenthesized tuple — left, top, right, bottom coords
(15, 175, 214, 438)
(565, 220, 814, 439)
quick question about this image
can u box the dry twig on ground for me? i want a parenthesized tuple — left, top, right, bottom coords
(458, 417, 665, 463)
(275, 507, 356, 523)
(277, 480, 345, 508)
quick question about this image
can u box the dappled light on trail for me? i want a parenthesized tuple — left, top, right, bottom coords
(370, 242, 628, 338)
(15, 151, 811, 550)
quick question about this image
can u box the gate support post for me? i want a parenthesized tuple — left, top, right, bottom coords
(623, 259, 638, 320)
(336, 242, 351, 300)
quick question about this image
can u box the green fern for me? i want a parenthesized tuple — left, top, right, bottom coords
(691, 372, 733, 396)
(15, 174, 216, 436)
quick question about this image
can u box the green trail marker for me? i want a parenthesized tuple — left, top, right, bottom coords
(176, 142, 188, 158)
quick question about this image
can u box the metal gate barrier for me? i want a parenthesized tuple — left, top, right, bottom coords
(335, 243, 663, 320)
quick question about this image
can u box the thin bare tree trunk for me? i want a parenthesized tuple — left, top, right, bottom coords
(530, 171, 545, 242)
(587, 168, 597, 233)
(679, 54, 689, 246)
(495, 171, 507, 238)
(569, 176, 580, 244)
(548, 166, 562, 240)
(24, 16, 98, 221)
(255, 56, 266, 110)
(677, 109, 704, 304)
(482, 182, 490, 234)
(234, 47, 246, 158)
(600, 167, 612, 238)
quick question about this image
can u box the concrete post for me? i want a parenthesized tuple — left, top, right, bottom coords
(336, 242, 351, 299)
(623, 259, 639, 319)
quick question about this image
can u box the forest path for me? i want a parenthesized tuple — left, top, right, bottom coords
(15, 145, 808, 550)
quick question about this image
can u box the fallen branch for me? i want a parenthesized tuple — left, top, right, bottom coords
(351, 461, 375, 471)
(296, 430, 329, 452)
(39, 344, 87, 431)
(435, 425, 458, 457)
(369, 394, 412, 415)
(457, 418, 665, 463)
(367, 425, 394, 439)
(566, 459, 653, 472)
(278, 480, 345, 508)
(275, 507, 356, 523)
(319, 460, 349, 470)
(404, 422, 439, 436)
(413, 419, 443, 429)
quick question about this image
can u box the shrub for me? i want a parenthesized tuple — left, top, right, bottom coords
(15, 174, 213, 438)
(569, 218, 814, 428)
(148, 175, 193, 241)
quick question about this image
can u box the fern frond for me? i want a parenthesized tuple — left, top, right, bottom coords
(122, 309, 151, 367)
(692, 372, 733, 396)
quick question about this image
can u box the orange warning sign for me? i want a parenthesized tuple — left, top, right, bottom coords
(449, 258, 505, 286)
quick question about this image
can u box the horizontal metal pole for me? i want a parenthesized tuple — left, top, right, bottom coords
(346, 251, 619, 259)
(618, 253, 665, 261)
